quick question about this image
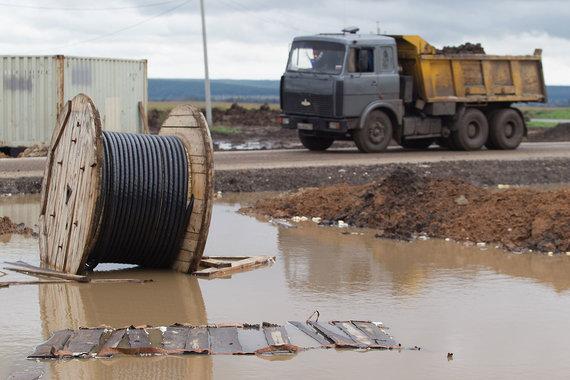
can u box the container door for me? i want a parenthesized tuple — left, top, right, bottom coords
(343, 46, 379, 117)
(377, 45, 399, 100)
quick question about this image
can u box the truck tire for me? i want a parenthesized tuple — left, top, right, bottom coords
(353, 110, 393, 153)
(451, 108, 489, 151)
(401, 138, 434, 150)
(487, 108, 524, 150)
(298, 133, 334, 151)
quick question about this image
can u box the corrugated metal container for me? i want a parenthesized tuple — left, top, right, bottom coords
(0, 55, 147, 146)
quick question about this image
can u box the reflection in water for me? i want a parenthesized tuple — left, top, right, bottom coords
(38, 269, 212, 380)
(278, 223, 570, 295)
(0, 194, 40, 227)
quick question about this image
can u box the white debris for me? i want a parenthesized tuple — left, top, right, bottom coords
(418, 235, 429, 241)
(548, 252, 554, 256)
(338, 169, 347, 173)
(477, 242, 486, 247)
(497, 184, 511, 189)
(299, 216, 309, 222)
(159, 326, 167, 333)
(311, 217, 322, 223)
(270, 219, 295, 228)
(337, 220, 349, 228)
(291, 216, 302, 222)
(214, 191, 223, 199)
(445, 238, 451, 242)
(566, 252, 570, 256)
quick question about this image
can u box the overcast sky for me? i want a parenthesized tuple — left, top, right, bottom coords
(0, 0, 568, 84)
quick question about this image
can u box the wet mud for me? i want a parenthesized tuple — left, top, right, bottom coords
(248, 168, 570, 254)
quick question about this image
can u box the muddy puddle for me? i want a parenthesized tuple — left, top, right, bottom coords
(1, 194, 570, 379)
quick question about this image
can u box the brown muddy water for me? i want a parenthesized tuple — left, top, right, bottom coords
(1, 194, 570, 379)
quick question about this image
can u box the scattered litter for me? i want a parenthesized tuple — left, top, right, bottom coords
(29, 319, 402, 360)
(337, 220, 349, 228)
(497, 184, 511, 189)
(445, 238, 451, 242)
(548, 252, 554, 256)
(454, 195, 469, 205)
(214, 191, 223, 199)
(270, 219, 295, 228)
(338, 169, 347, 173)
(311, 217, 322, 223)
(477, 242, 486, 248)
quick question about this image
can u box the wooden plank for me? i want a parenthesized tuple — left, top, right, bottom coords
(193, 256, 274, 278)
(97, 329, 126, 357)
(162, 326, 190, 353)
(185, 327, 210, 354)
(208, 326, 243, 354)
(351, 321, 399, 348)
(288, 321, 332, 346)
(200, 259, 232, 269)
(4, 262, 88, 282)
(138, 101, 149, 134)
(331, 321, 374, 347)
(60, 328, 105, 357)
(262, 324, 290, 346)
(28, 329, 73, 358)
(127, 328, 152, 349)
(307, 321, 360, 348)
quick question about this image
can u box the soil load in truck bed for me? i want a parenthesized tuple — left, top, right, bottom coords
(249, 169, 570, 254)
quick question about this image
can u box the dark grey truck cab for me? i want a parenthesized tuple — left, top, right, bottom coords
(280, 30, 403, 152)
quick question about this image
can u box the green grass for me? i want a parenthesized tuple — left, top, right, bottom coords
(527, 120, 559, 128)
(210, 125, 240, 135)
(519, 106, 570, 120)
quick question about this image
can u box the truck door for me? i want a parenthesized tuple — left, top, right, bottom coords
(343, 46, 378, 117)
(377, 45, 399, 100)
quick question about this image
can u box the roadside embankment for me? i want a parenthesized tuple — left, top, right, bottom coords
(2, 157, 570, 195)
(247, 168, 570, 254)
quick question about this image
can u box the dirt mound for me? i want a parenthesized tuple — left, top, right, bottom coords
(540, 123, 570, 141)
(18, 144, 48, 158)
(211, 103, 279, 127)
(438, 42, 486, 55)
(0, 216, 36, 237)
(250, 168, 570, 253)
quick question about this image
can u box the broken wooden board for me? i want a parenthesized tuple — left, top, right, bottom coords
(28, 320, 400, 360)
(193, 256, 275, 278)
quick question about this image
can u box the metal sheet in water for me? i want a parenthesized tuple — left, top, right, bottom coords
(208, 327, 244, 354)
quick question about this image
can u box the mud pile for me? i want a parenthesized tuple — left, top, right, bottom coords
(438, 43, 486, 55)
(251, 169, 570, 253)
(18, 144, 48, 158)
(211, 103, 279, 127)
(535, 123, 570, 141)
(0, 216, 36, 237)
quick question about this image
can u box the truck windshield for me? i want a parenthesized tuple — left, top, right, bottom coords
(287, 41, 345, 74)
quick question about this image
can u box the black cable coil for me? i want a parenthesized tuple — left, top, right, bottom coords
(87, 131, 191, 269)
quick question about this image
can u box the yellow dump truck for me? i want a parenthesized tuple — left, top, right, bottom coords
(280, 30, 547, 152)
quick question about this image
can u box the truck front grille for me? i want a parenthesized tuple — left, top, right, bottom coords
(283, 92, 334, 117)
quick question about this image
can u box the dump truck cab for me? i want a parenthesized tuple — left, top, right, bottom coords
(280, 29, 546, 152)
(280, 29, 403, 151)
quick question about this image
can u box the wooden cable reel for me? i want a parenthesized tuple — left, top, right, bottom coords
(39, 94, 213, 275)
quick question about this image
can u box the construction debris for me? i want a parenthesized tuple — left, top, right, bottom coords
(29, 320, 400, 359)
(193, 256, 275, 278)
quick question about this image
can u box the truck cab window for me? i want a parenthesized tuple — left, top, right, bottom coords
(380, 47, 394, 71)
(348, 48, 375, 73)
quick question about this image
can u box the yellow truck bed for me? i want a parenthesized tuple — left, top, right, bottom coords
(392, 35, 547, 104)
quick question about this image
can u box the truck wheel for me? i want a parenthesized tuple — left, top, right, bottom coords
(487, 108, 524, 150)
(451, 109, 489, 151)
(401, 138, 434, 150)
(354, 110, 393, 153)
(298, 133, 334, 151)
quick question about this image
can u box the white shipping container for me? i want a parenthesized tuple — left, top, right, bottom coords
(0, 55, 147, 146)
